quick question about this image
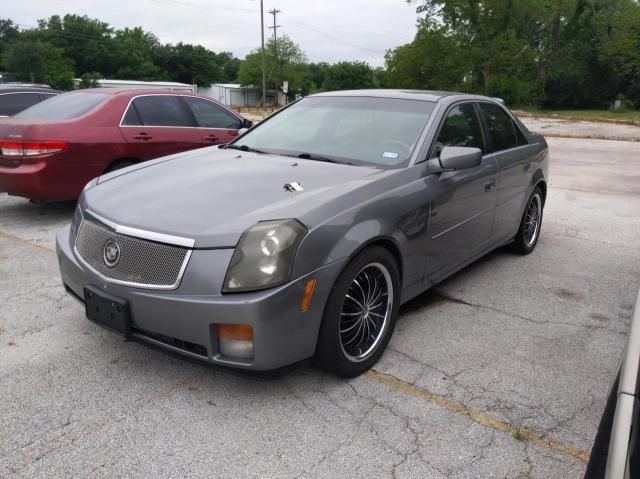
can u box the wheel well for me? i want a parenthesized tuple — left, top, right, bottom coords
(103, 158, 140, 174)
(536, 181, 547, 206)
(366, 238, 404, 283)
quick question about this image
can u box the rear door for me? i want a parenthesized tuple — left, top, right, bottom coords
(477, 102, 534, 240)
(181, 96, 242, 145)
(119, 95, 201, 160)
(424, 102, 499, 280)
(0, 92, 43, 117)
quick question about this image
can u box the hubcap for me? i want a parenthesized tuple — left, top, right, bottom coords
(339, 263, 393, 363)
(524, 193, 542, 247)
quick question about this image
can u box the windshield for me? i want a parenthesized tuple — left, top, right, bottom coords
(15, 92, 110, 120)
(233, 96, 435, 168)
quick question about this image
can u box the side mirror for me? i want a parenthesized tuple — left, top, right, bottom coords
(428, 146, 482, 173)
(241, 118, 253, 129)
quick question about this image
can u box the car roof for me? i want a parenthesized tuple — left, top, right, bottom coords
(309, 89, 498, 104)
(0, 87, 60, 94)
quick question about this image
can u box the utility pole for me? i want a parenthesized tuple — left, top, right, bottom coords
(268, 9, 281, 106)
(260, 0, 266, 108)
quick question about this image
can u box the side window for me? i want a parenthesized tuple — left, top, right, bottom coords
(0, 93, 42, 116)
(433, 104, 484, 157)
(183, 97, 242, 129)
(39, 93, 58, 101)
(122, 104, 142, 126)
(129, 96, 190, 127)
(479, 103, 519, 152)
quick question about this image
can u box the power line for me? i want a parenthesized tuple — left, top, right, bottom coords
(281, 13, 386, 55)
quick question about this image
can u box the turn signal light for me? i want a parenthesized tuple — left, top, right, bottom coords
(0, 139, 68, 158)
(301, 278, 316, 312)
(217, 324, 254, 359)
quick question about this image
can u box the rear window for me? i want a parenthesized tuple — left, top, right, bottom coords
(15, 92, 109, 120)
(0, 93, 42, 116)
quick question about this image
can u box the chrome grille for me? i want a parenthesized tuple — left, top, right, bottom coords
(75, 218, 190, 289)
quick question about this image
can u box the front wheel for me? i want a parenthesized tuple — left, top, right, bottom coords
(510, 187, 544, 255)
(314, 246, 400, 377)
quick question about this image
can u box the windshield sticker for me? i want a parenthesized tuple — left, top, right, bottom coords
(382, 151, 399, 160)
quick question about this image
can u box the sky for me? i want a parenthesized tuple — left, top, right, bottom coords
(5, 0, 420, 67)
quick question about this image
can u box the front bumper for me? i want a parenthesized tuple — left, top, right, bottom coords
(56, 225, 347, 371)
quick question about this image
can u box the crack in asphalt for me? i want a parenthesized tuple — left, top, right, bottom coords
(365, 369, 590, 464)
(0, 230, 55, 255)
(2, 376, 202, 474)
(431, 289, 628, 334)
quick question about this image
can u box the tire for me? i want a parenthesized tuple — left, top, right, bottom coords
(104, 159, 137, 174)
(510, 186, 544, 255)
(314, 246, 400, 377)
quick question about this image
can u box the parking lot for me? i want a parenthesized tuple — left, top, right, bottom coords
(1, 130, 639, 478)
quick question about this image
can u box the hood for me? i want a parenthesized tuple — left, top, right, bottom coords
(83, 148, 382, 247)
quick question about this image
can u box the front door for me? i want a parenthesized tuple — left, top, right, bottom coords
(181, 96, 242, 146)
(424, 102, 499, 281)
(119, 95, 201, 160)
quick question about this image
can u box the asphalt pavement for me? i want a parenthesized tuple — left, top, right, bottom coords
(1, 131, 639, 478)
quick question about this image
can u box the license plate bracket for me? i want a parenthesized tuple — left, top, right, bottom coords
(84, 286, 131, 339)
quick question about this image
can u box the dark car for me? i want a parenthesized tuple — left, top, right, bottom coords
(0, 88, 252, 201)
(0, 86, 60, 117)
(57, 90, 549, 377)
(584, 288, 640, 479)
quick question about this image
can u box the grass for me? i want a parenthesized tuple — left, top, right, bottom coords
(516, 109, 640, 125)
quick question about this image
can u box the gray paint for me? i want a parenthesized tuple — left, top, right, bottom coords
(57, 90, 550, 370)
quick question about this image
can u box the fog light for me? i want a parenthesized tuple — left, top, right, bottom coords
(217, 324, 254, 359)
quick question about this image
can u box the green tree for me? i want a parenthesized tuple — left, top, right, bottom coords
(237, 34, 309, 100)
(37, 15, 113, 77)
(308, 62, 331, 91)
(218, 51, 241, 83)
(111, 27, 163, 80)
(3, 38, 74, 89)
(593, 0, 640, 106)
(385, 19, 471, 92)
(321, 61, 377, 91)
(78, 71, 101, 89)
(155, 42, 222, 86)
(0, 19, 20, 72)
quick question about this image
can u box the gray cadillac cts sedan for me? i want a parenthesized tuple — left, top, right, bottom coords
(56, 90, 549, 377)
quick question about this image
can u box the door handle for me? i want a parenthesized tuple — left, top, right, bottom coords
(133, 133, 153, 141)
(484, 181, 496, 192)
(204, 135, 219, 143)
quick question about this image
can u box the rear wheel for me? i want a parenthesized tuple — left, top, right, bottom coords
(510, 187, 544, 255)
(315, 246, 400, 377)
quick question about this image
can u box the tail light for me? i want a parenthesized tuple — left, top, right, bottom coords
(0, 140, 68, 158)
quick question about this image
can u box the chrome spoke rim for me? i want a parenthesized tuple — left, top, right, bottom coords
(339, 263, 393, 363)
(524, 194, 542, 247)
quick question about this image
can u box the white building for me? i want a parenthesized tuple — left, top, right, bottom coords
(74, 79, 196, 92)
(199, 84, 276, 107)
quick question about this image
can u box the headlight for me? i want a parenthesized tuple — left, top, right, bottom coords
(223, 220, 307, 292)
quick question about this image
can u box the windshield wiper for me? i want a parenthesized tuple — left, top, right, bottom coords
(225, 144, 268, 154)
(296, 153, 349, 165)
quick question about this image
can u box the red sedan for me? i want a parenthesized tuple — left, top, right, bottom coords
(0, 88, 251, 201)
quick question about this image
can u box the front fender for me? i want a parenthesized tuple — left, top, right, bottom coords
(292, 165, 430, 294)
